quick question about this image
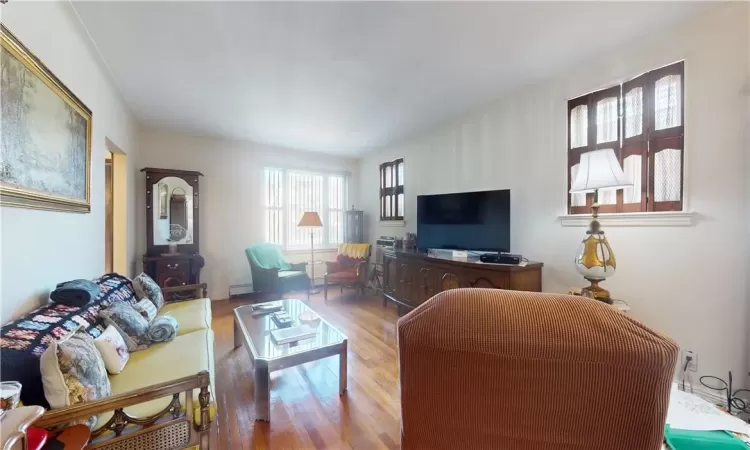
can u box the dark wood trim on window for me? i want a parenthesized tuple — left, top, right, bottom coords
(621, 72, 649, 213)
(567, 85, 622, 214)
(379, 158, 404, 221)
(646, 61, 684, 212)
(567, 61, 684, 214)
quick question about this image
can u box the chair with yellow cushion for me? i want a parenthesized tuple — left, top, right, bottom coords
(324, 244, 371, 302)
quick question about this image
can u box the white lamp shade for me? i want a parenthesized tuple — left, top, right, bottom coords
(570, 148, 632, 193)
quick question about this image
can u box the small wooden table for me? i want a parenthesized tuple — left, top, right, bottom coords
(568, 288, 630, 313)
(233, 299, 348, 421)
(43, 424, 90, 450)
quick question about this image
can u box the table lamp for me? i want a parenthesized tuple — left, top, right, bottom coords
(298, 212, 323, 293)
(569, 148, 632, 303)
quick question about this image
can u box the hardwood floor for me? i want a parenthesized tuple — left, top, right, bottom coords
(210, 291, 402, 449)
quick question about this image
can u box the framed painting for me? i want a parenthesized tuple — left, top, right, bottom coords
(0, 23, 92, 213)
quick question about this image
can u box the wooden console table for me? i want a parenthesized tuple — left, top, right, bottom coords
(381, 249, 543, 311)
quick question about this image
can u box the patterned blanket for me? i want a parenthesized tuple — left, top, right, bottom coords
(0, 273, 137, 407)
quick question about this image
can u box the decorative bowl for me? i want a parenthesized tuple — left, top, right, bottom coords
(0, 382, 22, 413)
(298, 311, 321, 327)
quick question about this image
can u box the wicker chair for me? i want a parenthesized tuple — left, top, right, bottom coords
(397, 288, 678, 450)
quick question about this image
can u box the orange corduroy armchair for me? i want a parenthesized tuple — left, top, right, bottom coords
(397, 288, 678, 450)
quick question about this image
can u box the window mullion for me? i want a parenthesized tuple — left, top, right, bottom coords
(616, 86, 624, 213)
(323, 176, 330, 248)
(282, 169, 289, 249)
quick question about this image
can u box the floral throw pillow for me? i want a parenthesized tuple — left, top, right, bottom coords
(40, 329, 111, 428)
(94, 325, 130, 374)
(99, 302, 150, 352)
(132, 273, 164, 310)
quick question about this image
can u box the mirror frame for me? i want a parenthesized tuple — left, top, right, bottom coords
(142, 167, 203, 256)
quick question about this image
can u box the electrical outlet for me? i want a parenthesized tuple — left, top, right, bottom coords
(683, 350, 698, 372)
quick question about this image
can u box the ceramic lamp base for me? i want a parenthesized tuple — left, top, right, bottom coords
(582, 279, 613, 304)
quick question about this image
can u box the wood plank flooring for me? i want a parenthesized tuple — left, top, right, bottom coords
(210, 292, 402, 449)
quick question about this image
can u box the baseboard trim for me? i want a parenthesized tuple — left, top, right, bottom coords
(229, 283, 253, 297)
(674, 380, 728, 407)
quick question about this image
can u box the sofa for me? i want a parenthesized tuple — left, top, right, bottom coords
(398, 288, 678, 450)
(0, 273, 215, 450)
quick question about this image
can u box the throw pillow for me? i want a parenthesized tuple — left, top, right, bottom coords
(133, 298, 157, 322)
(132, 273, 164, 310)
(147, 314, 179, 343)
(93, 325, 130, 374)
(40, 329, 111, 427)
(99, 302, 150, 352)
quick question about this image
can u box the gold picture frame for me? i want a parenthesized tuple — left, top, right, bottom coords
(0, 23, 92, 213)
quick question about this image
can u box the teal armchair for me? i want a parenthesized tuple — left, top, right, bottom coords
(245, 244, 310, 297)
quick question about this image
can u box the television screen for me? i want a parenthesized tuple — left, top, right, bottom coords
(417, 189, 510, 252)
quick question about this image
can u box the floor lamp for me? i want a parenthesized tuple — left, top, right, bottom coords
(298, 212, 323, 294)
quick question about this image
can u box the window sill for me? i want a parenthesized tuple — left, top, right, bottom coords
(379, 220, 406, 227)
(283, 247, 339, 255)
(558, 211, 696, 227)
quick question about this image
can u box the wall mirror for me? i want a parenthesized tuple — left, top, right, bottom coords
(142, 167, 202, 256)
(153, 176, 194, 245)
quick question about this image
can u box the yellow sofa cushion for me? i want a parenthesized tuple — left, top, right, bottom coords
(160, 298, 211, 336)
(95, 329, 216, 429)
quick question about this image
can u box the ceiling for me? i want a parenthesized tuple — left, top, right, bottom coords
(73, 1, 715, 156)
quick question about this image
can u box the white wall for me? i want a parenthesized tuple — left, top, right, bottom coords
(0, 2, 140, 322)
(360, 4, 749, 382)
(137, 129, 360, 300)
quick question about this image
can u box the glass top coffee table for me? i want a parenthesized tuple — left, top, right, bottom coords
(233, 299, 348, 421)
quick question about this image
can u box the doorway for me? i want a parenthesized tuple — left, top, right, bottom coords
(106, 138, 128, 274)
(105, 151, 114, 272)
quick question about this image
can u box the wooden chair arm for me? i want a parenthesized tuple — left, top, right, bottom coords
(1, 405, 45, 450)
(35, 371, 211, 429)
(162, 283, 207, 301)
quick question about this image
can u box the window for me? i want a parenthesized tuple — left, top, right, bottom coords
(567, 61, 684, 214)
(263, 167, 347, 249)
(380, 158, 404, 221)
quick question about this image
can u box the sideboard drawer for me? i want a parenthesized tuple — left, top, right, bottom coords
(156, 260, 190, 287)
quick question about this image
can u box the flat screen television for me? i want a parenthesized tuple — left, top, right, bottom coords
(417, 189, 510, 253)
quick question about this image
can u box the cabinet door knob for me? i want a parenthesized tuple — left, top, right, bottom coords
(167, 263, 179, 269)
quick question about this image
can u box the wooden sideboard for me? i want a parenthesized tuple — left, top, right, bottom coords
(141, 167, 205, 296)
(142, 254, 204, 289)
(382, 249, 543, 311)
